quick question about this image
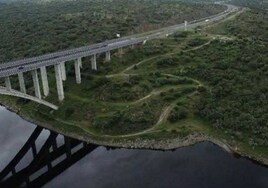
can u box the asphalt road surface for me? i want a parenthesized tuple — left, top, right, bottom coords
(0, 4, 239, 78)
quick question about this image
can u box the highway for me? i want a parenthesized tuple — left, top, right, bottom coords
(0, 4, 239, 78)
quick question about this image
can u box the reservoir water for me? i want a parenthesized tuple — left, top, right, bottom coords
(0, 106, 267, 188)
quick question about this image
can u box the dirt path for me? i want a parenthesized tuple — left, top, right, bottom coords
(105, 38, 214, 79)
(69, 35, 213, 138)
(161, 73, 202, 86)
(105, 73, 138, 78)
(133, 93, 154, 104)
(103, 105, 173, 138)
(156, 105, 173, 125)
(121, 56, 157, 73)
(120, 39, 214, 74)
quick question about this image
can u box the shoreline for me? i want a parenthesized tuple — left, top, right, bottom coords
(1, 102, 268, 167)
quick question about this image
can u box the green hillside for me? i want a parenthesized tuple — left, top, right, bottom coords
(0, 1, 267, 164)
(0, 0, 224, 63)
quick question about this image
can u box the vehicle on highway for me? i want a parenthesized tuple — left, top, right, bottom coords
(18, 66, 24, 70)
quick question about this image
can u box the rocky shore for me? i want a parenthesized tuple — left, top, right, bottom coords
(1, 102, 268, 167)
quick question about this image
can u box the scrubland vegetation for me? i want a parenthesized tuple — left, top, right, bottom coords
(0, 0, 267, 163)
(0, 0, 224, 62)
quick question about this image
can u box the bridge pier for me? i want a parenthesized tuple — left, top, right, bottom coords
(74, 59, 81, 84)
(31, 70, 41, 99)
(91, 55, 97, 70)
(60, 62, 66, 81)
(119, 48, 123, 56)
(4, 76, 11, 91)
(78, 57, 82, 69)
(18, 73, 26, 94)
(40, 66, 49, 97)
(54, 64, 64, 101)
(184, 20, 188, 31)
(105, 51, 111, 62)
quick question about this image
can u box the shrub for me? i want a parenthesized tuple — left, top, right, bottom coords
(168, 107, 188, 122)
(197, 85, 207, 93)
(174, 31, 188, 38)
(65, 107, 75, 117)
(156, 57, 178, 67)
(187, 38, 207, 47)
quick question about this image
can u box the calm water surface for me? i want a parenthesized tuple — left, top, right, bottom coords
(0, 106, 267, 188)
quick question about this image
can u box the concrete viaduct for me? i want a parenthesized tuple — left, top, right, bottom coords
(0, 4, 238, 110)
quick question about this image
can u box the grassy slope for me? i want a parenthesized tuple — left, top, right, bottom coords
(0, 33, 207, 136)
(0, 8, 267, 163)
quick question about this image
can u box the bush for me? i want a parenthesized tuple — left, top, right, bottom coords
(197, 86, 207, 93)
(154, 72, 161, 77)
(65, 107, 75, 117)
(91, 77, 110, 89)
(16, 98, 30, 105)
(156, 57, 178, 67)
(174, 31, 189, 38)
(129, 75, 141, 84)
(177, 107, 188, 119)
(168, 107, 188, 122)
(187, 38, 207, 47)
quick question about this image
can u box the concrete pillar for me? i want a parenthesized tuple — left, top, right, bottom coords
(184, 20, 188, 31)
(18, 72, 26, 94)
(74, 59, 81, 84)
(91, 54, 97, 70)
(54, 64, 64, 101)
(119, 48, 123, 55)
(60, 62, 66, 81)
(131, 44, 135, 49)
(105, 51, 111, 62)
(31, 69, 41, 99)
(40, 66, 49, 97)
(78, 57, 83, 68)
(4, 76, 11, 91)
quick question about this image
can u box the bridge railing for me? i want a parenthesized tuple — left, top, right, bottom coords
(0, 3, 233, 72)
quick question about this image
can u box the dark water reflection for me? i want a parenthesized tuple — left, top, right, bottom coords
(0, 106, 267, 188)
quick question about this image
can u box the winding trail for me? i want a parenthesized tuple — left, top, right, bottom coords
(55, 34, 217, 138)
(156, 105, 173, 125)
(64, 34, 218, 138)
(120, 39, 214, 74)
(162, 73, 202, 86)
(132, 83, 198, 104)
(90, 38, 212, 138)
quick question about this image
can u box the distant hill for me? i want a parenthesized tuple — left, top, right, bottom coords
(2, 0, 264, 6)
(180, 0, 268, 10)
(0, 0, 22, 3)
(0, 0, 19, 2)
(0, 0, 71, 3)
(230, 0, 268, 10)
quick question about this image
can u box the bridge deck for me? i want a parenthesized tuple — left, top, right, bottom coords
(0, 4, 237, 78)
